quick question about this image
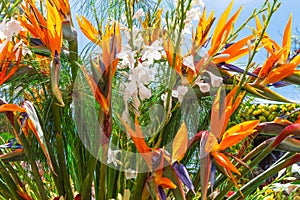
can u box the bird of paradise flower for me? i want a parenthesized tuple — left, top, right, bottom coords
(199, 86, 259, 200)
(254, 15, 300, 86)
(20, 0, 64, 106)
(120, 116, 194, 200)
(77, 16, 121, 142)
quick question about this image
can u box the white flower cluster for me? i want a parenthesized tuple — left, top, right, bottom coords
(183, 0, 205, 34)
(0, 18, 22, 41)
(116, 3, 223, 120)
(116, 8, 164, 120)
(0, 18, 31, 58)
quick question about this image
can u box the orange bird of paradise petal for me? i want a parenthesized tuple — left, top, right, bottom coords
(101, 22, 121, 76)
(257, 50, 284, 78)
(154, 176, 177, 189)
(46, 0, 63, 57)
(153, 150, 177, 189)
(164, 33, 196, 82)
(20, 0, 63, 58)
(213, 35, 253, 64)
(209, 1, 242, 56)
(209, 0, 234, 54)
(76, 15, 101, 45)
(282, 14, 292, 61)
(261, 63, 298, 86)
(192, 8, 215, 53)
(210, 88, 226, 139)
(49, 0, 70, 18)
(210, 86, 245, 139)
(77, 18, 121, 77)
(211, 151, 240, 175)
(80, 66, 109, 114)
(119, 116, 152, 168)
(0, 42, 21, 86)
(0, 102, 56, 173)
(255, 16, 281, 52)
(202, 87, 259, 198)
(163, 33, 183, 74)
(141, 9, 162, 45)
(0, 104, 26, 113)
(219, 120, 260, 151)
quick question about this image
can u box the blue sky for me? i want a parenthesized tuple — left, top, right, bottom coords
(72, 0, 300, 55)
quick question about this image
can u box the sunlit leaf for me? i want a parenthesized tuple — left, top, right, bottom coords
(172, 122, 188, 162)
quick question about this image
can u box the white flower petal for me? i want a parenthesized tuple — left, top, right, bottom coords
(125, 169, 137, 179)
(107, 148, 121, 167)
(152, 50, 162, 60)
(292, 163, 300, 174)
(172, 86, 188, 104)
(197, 82, 210, 93)
(183, 55, 195, 72)
(213, 53, 230, 60)
(132, 93, 141, 109)
(124, 81, 137, 102)
(6, 19, 22, 41)
(133, 8, 145, 19)
(192, 0, 205, 8)
(138, 85, 151, 100)
(205, 71, 223, 87)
